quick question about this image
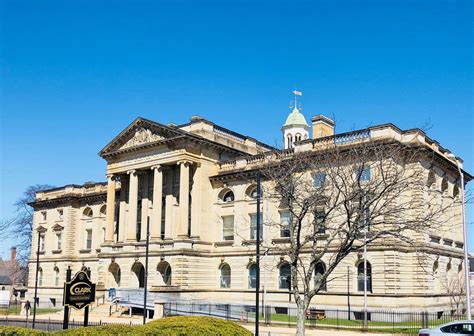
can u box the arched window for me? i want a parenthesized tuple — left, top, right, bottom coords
(248, 264, 257, 289)
(279, 264, 291, 289)
(100, 205, 106, 216)
(315, 262, 326, 291)
(295, 133, 302, 142)
(427, 171, 436, 189)
(453, 185, 460, 199)
(287, 134, 293, 149)
(54, 267, 60, 287)
(38, 267, 43, 286)
(220, 190, 235, 203)
(220, 264, 231, 288)
(158, 261, 172, 286)
(357, 261, 372, 292)
(83, 207, 93, 218)
(441, 178, 448, 194)
(246, 185, 258, 199)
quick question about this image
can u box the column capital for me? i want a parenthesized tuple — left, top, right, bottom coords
(106, 174, 118, 181)
(151, 165, 163, 172)
(127, 169, 137, 176)
(177, 160, 193, 167)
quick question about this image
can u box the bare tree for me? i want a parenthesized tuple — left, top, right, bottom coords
(0, 185, 54, 266)
(259, 138, 454, 336)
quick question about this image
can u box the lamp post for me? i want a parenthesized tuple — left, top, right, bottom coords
(447, 154, 471, 319)
(255, 171, 261, 336)
(32, 228, 43, 329)
(143, 216, 150, 324)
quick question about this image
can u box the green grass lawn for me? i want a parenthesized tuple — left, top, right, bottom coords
(0, 305, 62, 316)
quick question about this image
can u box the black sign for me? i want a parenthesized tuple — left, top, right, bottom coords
(64, 271, 96, 310)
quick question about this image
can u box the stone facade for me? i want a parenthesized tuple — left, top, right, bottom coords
(28, 111, 471, 313)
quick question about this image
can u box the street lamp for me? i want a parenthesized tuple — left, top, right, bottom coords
(447, 153, 471, 319)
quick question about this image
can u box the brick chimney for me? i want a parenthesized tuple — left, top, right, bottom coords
(311, 115, 335, 139)
(10, 247, 16, 261)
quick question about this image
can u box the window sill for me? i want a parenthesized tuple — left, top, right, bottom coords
(79, 249, 92, 254)
(38, 251, 45, 255)
(215, 241, 234, 247)
(242, 239, 261, 246)
(52, 250, 62, 254)
(272, 238, 290, 244)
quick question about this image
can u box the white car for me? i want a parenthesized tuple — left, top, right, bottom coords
(419, 320, 474, 335)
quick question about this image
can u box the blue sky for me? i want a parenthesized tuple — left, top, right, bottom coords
(0, 0, 472, 258)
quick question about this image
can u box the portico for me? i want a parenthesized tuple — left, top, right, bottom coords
(105, 159, 199, 245)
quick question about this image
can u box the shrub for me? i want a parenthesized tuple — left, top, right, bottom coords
(0, 326, 47, 336)
(54, 325, 138, 336)
(142, 316, 251, 336)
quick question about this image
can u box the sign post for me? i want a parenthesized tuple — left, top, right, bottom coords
(63, 269, 96, 328)
(62, 266, 72, 329)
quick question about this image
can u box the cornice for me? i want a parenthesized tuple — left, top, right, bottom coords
(30, 192, 106, 210)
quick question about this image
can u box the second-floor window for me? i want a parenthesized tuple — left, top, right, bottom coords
(250, 213, 263, 240)
(222, 216, 234, 241)
(41, 211, 47, 221)
(58, 209, 63, 220)
(356, 166, 371, 182)
(56, 232, 62, 250)
(280, 211, 291, 238)
(85, 229, 92, 250)
(313, 172, 326, 188)
(39, 234, 45, 252)
(314, 211, 326, 234)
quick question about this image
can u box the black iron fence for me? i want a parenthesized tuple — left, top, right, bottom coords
(0, 316, 137, 332)
(164, 301, 466, 334)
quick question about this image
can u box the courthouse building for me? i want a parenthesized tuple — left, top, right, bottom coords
(28, 103, 471, 313)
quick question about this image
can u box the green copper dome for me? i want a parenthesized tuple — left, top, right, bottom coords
(283, 107, 309, 127)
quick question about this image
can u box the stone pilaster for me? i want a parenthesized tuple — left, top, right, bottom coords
(105, 174, 116, 242)
(190, 164, 202, 239)
(118, 175, 127, 243)
(140, 172, 149, 241)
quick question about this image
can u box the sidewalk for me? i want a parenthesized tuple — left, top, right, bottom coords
(243, 324, 396, 336)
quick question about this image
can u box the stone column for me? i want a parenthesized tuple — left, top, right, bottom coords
(140, 172, 149, 241)
(105, 174, 116, 242)
(177, 161, 191, 238)
(190, 164, 202, 239)
(118, 175, 127, 243)
(126, 170, 138, 242)
(151, 165, 163, 240)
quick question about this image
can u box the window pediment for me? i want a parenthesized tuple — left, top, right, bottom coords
(52, 224, 64, 231)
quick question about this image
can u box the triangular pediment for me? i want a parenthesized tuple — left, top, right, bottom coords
(99, 118, 185, 158)
(52, 224, 64, 231)
(119, 127, 165, 150)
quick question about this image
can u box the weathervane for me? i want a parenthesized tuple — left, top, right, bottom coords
(290, 89, 303, 110)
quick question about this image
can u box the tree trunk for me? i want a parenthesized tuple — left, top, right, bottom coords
(296, 300, 309, 336)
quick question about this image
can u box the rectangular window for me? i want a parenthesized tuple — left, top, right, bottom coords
(250, 214, 263, 240)
(313, 172, 326, 188)
(358, 207, 370, 232)
(280, 211, 291, 238)
(356, 167, 371, 181)
(41, 211, 47, 221)
(58, 209, 63, 220)
(222, 216, 234, 241)
(39, 234, 45, 251)
(86, 229, 92, 250)
(56, 232, 62, 250)
(315, 211, 326, 234)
